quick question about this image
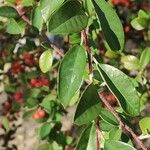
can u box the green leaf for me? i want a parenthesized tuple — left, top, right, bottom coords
(22, 0, 34, 6)
(84, 0, 94, 16)
(100, 120, 116, 132)
(39, 50, 53, 73)
(2, 117, 10, 132)
(58, 45, 86, 107)
(76, 123, 97, 150)
(139, 117, 150, 134)
(74, 84, 102, 125)
(40, 0, 64, 22)
(23, 110, 35, 120)
(40, 94, 56, 112)
(0, 6, 19, 18)
(92, 0, 124, 51)
(28, 88, 41, 98)
(97, 64, 140, 116)
(40, 122, 51, 140)
(140, 47, 150, 69)
(109, 128, 122, 140)
(48, 0, 88, 34)
(121, 55, 140, 71)
(6, 19, 26, 35)
(104, 140, 136, 150)
(26, 97, 39, 108)
(37, 143, 50, 150)
(69, 33, 81, 45)
(131, 10, 150, 31)
(131, 18, 146, 30)
(32, 6, 43, 31)
(99, 108, 119, 126)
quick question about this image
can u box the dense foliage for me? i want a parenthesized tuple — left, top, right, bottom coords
(0, 0, 150, 149)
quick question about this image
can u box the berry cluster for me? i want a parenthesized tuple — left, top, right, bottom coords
(111, 0, 131, 7)
(30, 78, 49, 87)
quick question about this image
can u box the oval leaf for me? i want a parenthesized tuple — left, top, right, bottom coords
(0, 6, 19, 18)
(99, 108, 119, 126)
(6, 19, 26, 35)
(92, 0, 124, 51)
(32, 6, 44, 31)
(139, 117, 150, 134)
(48, 0, 88, 34)
(76, 123, 97, 150)
(39, 50, 53, 73)
(104, 140, 136, 150)
(40, 122, 51, 140)
(121, 55, 140, 71)
(97, 64, 140, 116)
(140, 47, 150, 70)
(40, 0, 64, 22)
(74, 84, 102, 125)
(58, 45, 86, 107)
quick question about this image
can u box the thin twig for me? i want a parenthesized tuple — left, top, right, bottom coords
(15, 7, 31, 25)
(82, 30, 93, 78)
(95, 118, 101, 150)
(50, 44, 64, 57)
(99, 94, 148, 150)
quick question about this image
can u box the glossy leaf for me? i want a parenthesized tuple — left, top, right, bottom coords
(104, 140, 136, 150)
(0, 6, 19, 18)
(74, 84, 102, 125)
(140, 47, 150, 69)
(92, 0, 124, 51)
(58, 45, 86, 107)
(40, 122, 51, 140)
(121, 55, 140, 71)
(48, 0, 88, 34)
(40, 0, 64, 22)
(97, 64, 140, 116)
(99, 108, 119, 126)
(139, 117, 150, 134)
(39, 50, 53, 73)
(32, 6, 43, 31)
(6, 19, 26, 35)
(76, 123, 97, 150)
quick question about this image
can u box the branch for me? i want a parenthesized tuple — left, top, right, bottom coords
(14, 6, 31, 25)
(82, 30, 93, 81)
(95, 118, 101, 150)
(50, 44, 64, 57)
(99, 94, 148, 150)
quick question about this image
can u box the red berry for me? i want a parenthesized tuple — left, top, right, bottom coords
(33, 109, 46, 119)
(41, 78, 49, 86)
(33, 112, 40, 120)
(0, 49, 9, 58)
(124, 25, 130, 33)
(14, 91, 23, 103)
(11, 62, 24, 74)
(30, 79, 42, 87)
(3, 101, 11, 113)
(111, 0, 131, 7)
(30, 78, 49, 87)
(23, 52, 34, 65)
(37, 110, 46, 118)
